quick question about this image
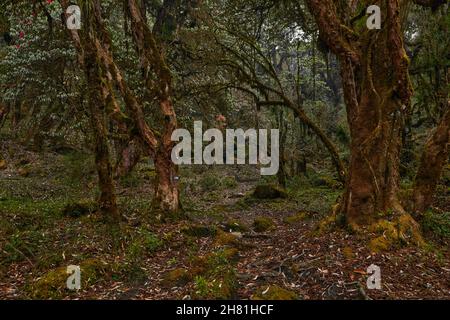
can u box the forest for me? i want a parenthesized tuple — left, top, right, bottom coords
(0, 0, 449, 301)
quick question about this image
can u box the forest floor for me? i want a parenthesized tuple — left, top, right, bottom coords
(0, 139, 449, 300)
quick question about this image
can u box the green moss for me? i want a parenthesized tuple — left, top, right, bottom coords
(182, 224, 217, 238)
(253, 217, 275, 232)
(368, 214, 424, 253)
(223, 176, 238, 188)
(126, 229, 163, 261)
(223, 219, 249, 232)
(283, 212, 308, 224)
(422, 210, 450, 241)
(313, 176, 342, 189)
(288, 186, 341, 216)
(2, 230, 44, 264)
(252, 184, 287, 199)
(313, 214, 337, 235)
(214, 230, 240, 246)
(62, 199, 96, 218)
(190, 249, 240, 300)
(221, 248, 240, 263)
(192, 268, 237, 300)
(161, 268, 192, 288)
(30, 259, 107, 299)
(251, 285, 299, 300)
(199, 174, 222, 191)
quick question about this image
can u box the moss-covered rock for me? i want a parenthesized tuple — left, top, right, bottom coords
(62, 199, 96, 218)
(251, 285, 299, 300)
(182, 224, 217, 238)
(283, 212, 308, 225)
(223, 219, 249, 232)
(192, 270, 238, 300)
(161, 268, 192, 288)
(313, 214, 337, 235)
(0, 159, 7, 170)
(253, 217, 275, 232)
(368, 214, 424, 253)
(214, 230, 240, 246)
(17, 167, 30, 177)
(222, 248, 240, 263)
(252, 184, 287, 199)
(190, 249, 240, 300)
(313, 176, 342, 189)
(30, 259, 107, 299)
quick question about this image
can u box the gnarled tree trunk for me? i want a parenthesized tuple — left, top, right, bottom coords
(84, 42, 119, 221)
(413, 106, 450, 214)
(306, 0, 413, 227)
(61, 0, 120, 221)
(127, 0, 181, 216)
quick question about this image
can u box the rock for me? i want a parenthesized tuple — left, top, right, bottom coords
(17, 167, 30, 177)
(214, 230, 240, 246)
(182, 224, 217, 238)
(283, 212, 308, 224)
(314, 176, 342, 189)
(62, 200, 96, 218)
(251, 285, 299, 300)
(161, 268, 192, 288)
(253, 217, 275, 232)
(222, 219, 249, 232)
(0, 159, 7, 170)
(31, 259, 106, 299)
(222, 248, 240, 263)
(252, 184, 287, 199)
(368, 214, 424, 253)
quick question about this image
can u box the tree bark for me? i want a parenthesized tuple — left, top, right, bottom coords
(115, 138, 145, 178)
(413, 106, 450, 214)
(61, 0, 120, 221)
(127, 0, 181, 215)
(306, 0, 413, 227)
(84, 42, 120, 221)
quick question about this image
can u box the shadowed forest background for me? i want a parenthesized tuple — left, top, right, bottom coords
(0, 0, 449, 300)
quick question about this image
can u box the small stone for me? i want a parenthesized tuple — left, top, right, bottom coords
(0, 159, 7, 170)
(253, 217, 275, 232)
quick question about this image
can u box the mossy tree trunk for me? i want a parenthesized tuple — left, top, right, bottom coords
(0, 102, 9, 129)
(61, 0, 121, 221)
(83, 40, 119, 222)
(306, 0, 418, 227)
(127, 0, 181, 216)
(62, 0, 182, 219)
(413, 107, 450, 214)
